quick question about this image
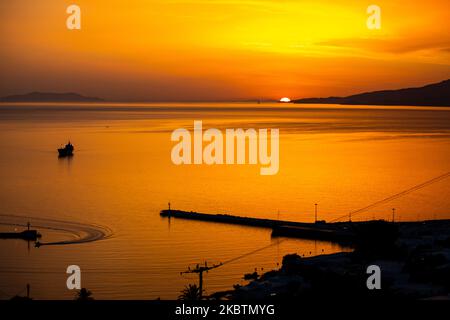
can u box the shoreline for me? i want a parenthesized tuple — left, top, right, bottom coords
(160, 209, 450, 244)
(209, 219, 450, 300)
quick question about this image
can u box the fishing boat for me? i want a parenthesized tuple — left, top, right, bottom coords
(58, 141, 74, 157)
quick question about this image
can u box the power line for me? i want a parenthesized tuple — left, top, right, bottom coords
(0, 269, 177, 274)
(179, 238, 285, 297)
(0, 288, 11, 297)
(0, 239, 285, 276)
(181, 262, 222, 299)
(220, 239, 286, 267)
(330, 171, 450, 222)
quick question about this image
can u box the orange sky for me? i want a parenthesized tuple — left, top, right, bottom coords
(0, 0, 449, 101)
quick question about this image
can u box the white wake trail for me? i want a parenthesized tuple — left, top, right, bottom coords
(0, 214, 113, 246)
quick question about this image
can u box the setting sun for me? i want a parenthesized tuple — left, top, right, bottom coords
(279, 97, 291, 103)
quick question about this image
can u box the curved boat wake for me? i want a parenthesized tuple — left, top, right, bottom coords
(0, 214, 113, 246)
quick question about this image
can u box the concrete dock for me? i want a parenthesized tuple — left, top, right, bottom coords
(160, 209, 355, 243)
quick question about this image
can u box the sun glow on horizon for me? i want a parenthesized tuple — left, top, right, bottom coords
(279, 97, 291, 103)
(0, 0, 449, 101)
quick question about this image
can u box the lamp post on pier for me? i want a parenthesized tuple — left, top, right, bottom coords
(314, 204, 318, 223)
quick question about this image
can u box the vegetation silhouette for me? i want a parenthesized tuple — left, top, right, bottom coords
(178, 284, 202, 300)
(75, 288, 94, 301)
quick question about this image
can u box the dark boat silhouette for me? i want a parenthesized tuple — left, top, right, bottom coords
(0, 223, 41, 241)
(0, 230, 41, 241)
(58, 141, 74, 157)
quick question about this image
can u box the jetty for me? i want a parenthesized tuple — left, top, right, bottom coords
(160, 209, 355, 244)
(271, 225, 354, 242)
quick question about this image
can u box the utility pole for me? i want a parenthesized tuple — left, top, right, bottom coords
(181, 261, 222, 299)
(392, 208, 395, 223)
(349, 212, 352, 222)
(314, 204, 318, 223)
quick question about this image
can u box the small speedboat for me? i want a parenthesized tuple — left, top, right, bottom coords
(58, 141, 74, 157)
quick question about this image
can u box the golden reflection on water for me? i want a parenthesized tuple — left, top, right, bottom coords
(0, 103, 449, 299)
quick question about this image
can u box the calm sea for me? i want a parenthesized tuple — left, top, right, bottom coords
(0, 102, 449, 299)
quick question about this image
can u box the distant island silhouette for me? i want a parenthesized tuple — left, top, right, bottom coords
(0, 92, 104, 102)
(293, 79, 450, 106)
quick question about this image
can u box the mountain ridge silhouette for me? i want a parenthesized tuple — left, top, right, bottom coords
(0, 92, 104, 102)
(293, 79, 450, 106)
